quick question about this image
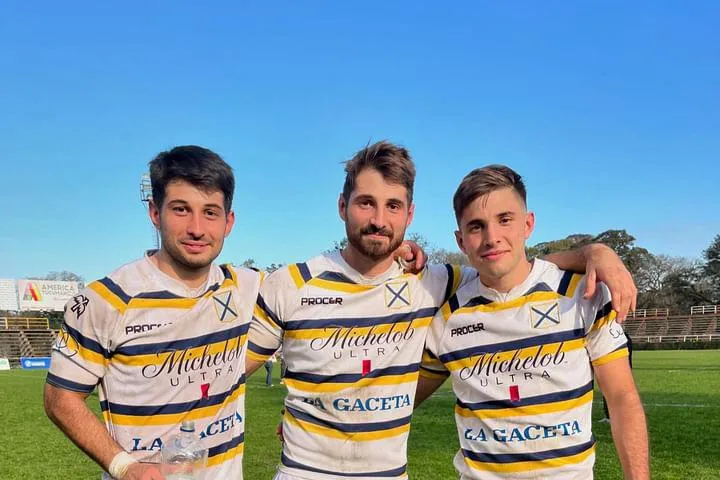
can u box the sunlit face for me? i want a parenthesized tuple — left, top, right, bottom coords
(149, 179, 235, 271)
(455, 187, 534, 288)
(339, 168, 414, 261)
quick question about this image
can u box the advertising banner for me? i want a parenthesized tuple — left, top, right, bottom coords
(17, 280, 79, 312)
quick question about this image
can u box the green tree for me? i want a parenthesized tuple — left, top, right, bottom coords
(703, 234, 720, 303)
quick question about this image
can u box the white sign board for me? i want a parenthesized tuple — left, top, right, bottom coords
(0, 279, 19, 311)
(0, 357, 10, 371)
(17, 280, 80, 312)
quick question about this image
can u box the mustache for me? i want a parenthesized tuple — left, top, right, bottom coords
(360, 225, 393, 237)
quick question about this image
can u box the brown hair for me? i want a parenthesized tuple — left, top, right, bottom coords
(342, 140, 416, 205)
(453, 164, 527, 223)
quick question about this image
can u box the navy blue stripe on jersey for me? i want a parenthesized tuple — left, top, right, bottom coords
(297, 262, 313, 282)
(286, 405, 412, 433)
(248, 341, 277, 357)
(594, 302, 613, 324)
(285, 307, 437, 331)
(461, 439, 595, 464)
(113, 323, 249, 356)
(439, 328, 585, 364)
(286, 363, 420, 384)
(442, 264, 455, 304)
(208, 433, 244, 458)
(101, 375, 246, 416)
(457, 381, 593, 411)
(220, 264, 233, 281)
(256, 293, 283, 328)
(524, 282, 554, 295)
(133, 290, 183, 299)
(46, 372, 96, 393)
(317, 271, 357, 284)
(63, 322, 112, 358)
(557, 270, 574, 296)
(282, 453, 407, 477)
(463, 295, 494, 309)
(448, 294, 460, 313)
(98, 277, 132, 304)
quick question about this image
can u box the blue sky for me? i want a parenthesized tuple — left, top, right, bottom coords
(1, 1, 718, 282)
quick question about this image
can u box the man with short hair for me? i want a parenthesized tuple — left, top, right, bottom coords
(247, 142, 638, 480)
(44, 146, 261, 480)
(417, 165, 649, 479)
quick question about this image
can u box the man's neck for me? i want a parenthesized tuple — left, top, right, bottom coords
(340, 246, 395, 278)
(480, 258, 533, 293)
(150, 249, 211, 289)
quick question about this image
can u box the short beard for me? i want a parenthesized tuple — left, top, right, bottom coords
(346, 225, 405, 261)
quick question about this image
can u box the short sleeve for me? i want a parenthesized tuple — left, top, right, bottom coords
(420, 310, 450, 380)
(247, 269, 287, 363)
(584, 283, 629, 367)
(46, 287, 114, 394)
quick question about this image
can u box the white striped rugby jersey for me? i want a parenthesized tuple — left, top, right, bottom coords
(47, 254, 261, 480)
(249, 251, 472, 480)
(422, 259, 628, 480)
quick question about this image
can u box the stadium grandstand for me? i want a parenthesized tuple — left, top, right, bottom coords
(0, 277, 79, 368)
(623, 305, 720, 343)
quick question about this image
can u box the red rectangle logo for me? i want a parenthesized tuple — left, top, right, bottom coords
(362, 359, 371, 376)
(509, 385, 520, 402)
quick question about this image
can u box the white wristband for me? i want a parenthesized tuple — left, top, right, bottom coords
(108, 451, 137, 479)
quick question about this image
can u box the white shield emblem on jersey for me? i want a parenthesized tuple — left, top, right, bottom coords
(213, 291, 239, 322)
(385, 281, 411, 309)
(530, 302, 561, 329)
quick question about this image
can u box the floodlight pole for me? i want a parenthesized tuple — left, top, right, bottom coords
(139, 174, 160, 249)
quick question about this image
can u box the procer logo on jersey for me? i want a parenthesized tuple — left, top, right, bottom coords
(300, 296, 343, 306)
(451, 322, 486, 337)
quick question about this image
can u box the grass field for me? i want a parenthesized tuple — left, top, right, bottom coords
(2, 350, 719, 479)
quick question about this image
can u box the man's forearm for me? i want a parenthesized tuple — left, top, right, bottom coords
(542, 244, 599, 273)
(44, 384, 125, 472)
(607, 391, 650, 479)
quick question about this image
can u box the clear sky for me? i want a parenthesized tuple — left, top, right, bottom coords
(1, 1, 718, 282)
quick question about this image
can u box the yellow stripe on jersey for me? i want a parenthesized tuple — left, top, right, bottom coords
(90, 279, 236, 311)
(455, 390, 593, 420)
(247, 349, 272, 363)
(456, 291, 563, 316)
(56, 331, 107, 366)
(306, 277, 376, 294)
(107, 384, 246, 426)
(463, 444, 594, 473)
(589, 309, 617, 333)
(444, 337, 586, 373)
(284, 317, 431, 340)
(450, 265, 462, 295)
(285, 413, 410, 442)
(288, 264, 308, 289)
(89, 281, 128, 314)
(112, 334, 247, 367)
(565, 273, 583, 298)
(591, 347, 629, 367)
(253, 303, 274, 327)
(206, 443, 244, 468)
(283, 372, 419, 394)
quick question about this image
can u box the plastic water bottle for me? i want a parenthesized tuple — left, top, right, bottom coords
(160, 420, 208, 479)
